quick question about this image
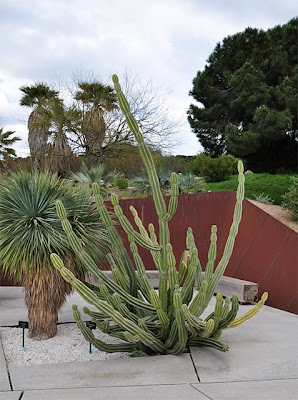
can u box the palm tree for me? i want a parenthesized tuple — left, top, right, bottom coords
(40, 97, 74, 177)
(19, 83, 58, 171)
(75, 82, 118, 165)
(0, 128, 21, 172)
(0, 171, 106, 339)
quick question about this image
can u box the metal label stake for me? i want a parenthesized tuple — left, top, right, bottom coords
(19, 321, 29, 351)
(86, 321, 96, 354)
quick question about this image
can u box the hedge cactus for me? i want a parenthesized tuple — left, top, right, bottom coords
(51, 74, 268, 355)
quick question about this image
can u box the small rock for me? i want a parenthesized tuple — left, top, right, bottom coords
(244, 170, 254, 174)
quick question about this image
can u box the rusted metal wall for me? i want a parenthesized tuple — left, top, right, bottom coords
(1, 192, 297, 314)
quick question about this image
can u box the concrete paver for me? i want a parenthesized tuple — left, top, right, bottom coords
(0, 340, 10, 392)
(190, 304, 298, 382)
(22, 384, 207, 400)
(193, 379, 298, 400)
(0, 288, 95, 326)
(9, 353, 198, 391)
(0, 392, 21, 400)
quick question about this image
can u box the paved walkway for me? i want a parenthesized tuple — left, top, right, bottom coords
(0, 287, 297, 399)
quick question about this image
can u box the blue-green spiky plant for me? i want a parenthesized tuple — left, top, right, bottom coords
(50, 75, 268, 355)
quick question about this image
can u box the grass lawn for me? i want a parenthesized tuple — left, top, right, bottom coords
(204, 173, 296, 205)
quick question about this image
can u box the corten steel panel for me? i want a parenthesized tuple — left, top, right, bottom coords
(287, 294, 298, 314)
(258, 232, 298, 313)
(225, 200, 268, 276)
(231, 211, 291, 282)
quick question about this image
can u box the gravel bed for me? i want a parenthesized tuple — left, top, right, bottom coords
(0, 323, 141, 367)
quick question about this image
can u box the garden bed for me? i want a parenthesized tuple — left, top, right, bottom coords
(0, 323, 136, 367)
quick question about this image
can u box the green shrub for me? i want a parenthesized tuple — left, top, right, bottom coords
(191, 154, 238, 182)
(282, 177, 298, 221)
(157, 155, 194, 174)
(204, 173, 295, 205)
(115, 178, 129, 190)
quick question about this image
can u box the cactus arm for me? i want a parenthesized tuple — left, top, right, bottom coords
(205, 161, 245, 304)
(165, 173, 179, 221)
(167, 243, 178, 289)
(181, 304, 206, 330)
(201, 319, 215, 338)
(111, 193, 161, 251)
(150, 289, 170, 339)
(177, 251, 189, 285)
(217, 295, 239, 330)
(92, 184, 137, 297)
(82, 306, 107, 320)
(188, 337, 229, 352)
(168, 288, 188, 354)
(188, 280, 208, 316)
(129, 206, 150, 239)
(165, 320, 178, 349)
(148, 223, 162, 271)
(222, 296, 231, 319)
(112, 74, 167, 220)
(181, 245, 199, 304)
(211, 293, 224, 334)
(106, 253, 130, 292)
(204, 225, 218, 282)
(225, 293, 268, 329)
(185, 228, 203, 287)
(73, 305, 135, 353)
(128, 235, 154, 301)
(181, 305, 206, 338)
(112, 74, 170, 311)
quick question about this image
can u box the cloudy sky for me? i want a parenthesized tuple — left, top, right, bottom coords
(0, 0, 296, 157)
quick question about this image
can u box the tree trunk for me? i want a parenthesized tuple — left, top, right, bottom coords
(23, 265, 74, 340)
(46, 129, 72, 177)
(83, 109, 106, 166)
(28, 109, 49, 172)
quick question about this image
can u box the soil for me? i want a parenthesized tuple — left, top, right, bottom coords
(248, 200, 298, 233)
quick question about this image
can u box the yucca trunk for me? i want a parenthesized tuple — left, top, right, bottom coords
(23, 265, 73, 340)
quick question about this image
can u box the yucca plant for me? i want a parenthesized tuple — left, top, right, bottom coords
(51, 75, 267, 355)
(69, 162, 121, 195)
(178, 173, 203, 194)
(130, 166, 171, 197)
(0, 171, 106, 339)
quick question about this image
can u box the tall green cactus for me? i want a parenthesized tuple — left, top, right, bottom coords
(51, 74, 268, 355)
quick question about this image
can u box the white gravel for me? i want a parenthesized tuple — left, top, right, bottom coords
(0, 323, 140, 367)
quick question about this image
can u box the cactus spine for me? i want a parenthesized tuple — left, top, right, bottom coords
(51, 74, 267, 356)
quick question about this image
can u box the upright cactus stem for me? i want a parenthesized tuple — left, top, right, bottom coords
(51, 75, 267, 356)
(166, 172, 179, 221)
